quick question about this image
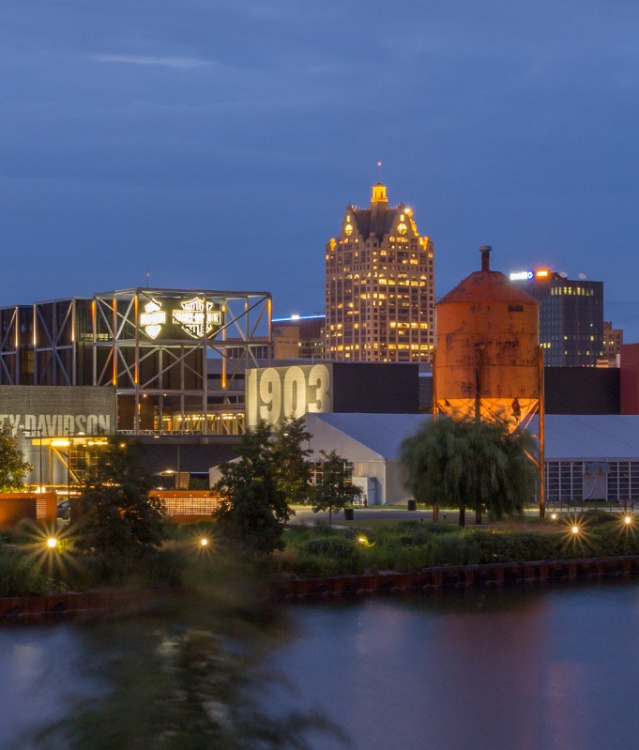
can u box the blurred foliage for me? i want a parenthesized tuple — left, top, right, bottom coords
(25, 550, 349, 750)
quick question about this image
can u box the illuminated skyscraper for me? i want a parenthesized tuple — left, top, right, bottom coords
(510, 270, 604, 367)
(325, 183, 435, 361)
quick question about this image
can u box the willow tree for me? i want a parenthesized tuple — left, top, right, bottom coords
(400, 417, 538, 526)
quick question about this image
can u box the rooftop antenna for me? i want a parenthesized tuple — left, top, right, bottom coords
(377, 160, 382, 182)
(146, 269, 150, 288)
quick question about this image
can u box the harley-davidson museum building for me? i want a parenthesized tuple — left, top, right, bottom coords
(0, 287, 272, 489)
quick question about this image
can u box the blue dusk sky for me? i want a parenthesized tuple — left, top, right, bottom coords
(2, 1, 639, 337)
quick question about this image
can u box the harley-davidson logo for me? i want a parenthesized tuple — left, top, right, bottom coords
(139, 299, 166, 339)
(172, 297, 222, 338)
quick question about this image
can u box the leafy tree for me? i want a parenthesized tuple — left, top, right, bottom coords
(213, 423, 294, 555)
(312, 450, 361, 527)
(0, 426, 33, 491)
(400, 417, 538, 526)
(74, 437, 165, 561)
(271, 420, 313, 505)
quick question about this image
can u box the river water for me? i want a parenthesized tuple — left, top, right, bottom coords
(2, 583, 639, 749)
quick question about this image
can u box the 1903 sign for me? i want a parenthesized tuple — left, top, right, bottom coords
(245, 364, 332, 428)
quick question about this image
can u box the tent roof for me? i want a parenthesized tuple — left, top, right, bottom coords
(305, 413, 639, 462)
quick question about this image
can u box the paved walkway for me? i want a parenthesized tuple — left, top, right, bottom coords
(289, 505, 458, 524)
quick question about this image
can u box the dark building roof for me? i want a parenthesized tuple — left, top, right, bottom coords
(349, 183, 404, 242)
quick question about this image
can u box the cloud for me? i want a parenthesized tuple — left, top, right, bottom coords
(93, 54, 209, 69)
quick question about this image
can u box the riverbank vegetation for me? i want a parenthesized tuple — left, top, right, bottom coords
(275, 512, 639, 578)
(2, 510, 639, 595)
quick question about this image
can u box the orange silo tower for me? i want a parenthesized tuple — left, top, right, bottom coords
(434, 245, 545, 515)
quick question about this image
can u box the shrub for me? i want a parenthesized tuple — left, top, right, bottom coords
(290, 553, 351, 578)
(298, 536, 356, 561)
(0, 548, 51, 596)
(75, 547, 189, 589)
(431, 535, 469, 566)
(469, 531, 564, 564)
(581, 509, 618, 527)
(392, 545, 435, 572)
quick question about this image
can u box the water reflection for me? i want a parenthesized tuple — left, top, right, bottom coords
(0, 625, 98, 749)
(267, 584, 639, 750)
(2, 584, 639, 749)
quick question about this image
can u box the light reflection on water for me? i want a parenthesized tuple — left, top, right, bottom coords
(0, 624, 99, 749)
(1, 584, 639, 749)
(265, 584, 639, 750)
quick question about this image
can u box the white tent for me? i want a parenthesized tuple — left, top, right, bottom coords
(303, 413, 639, 506)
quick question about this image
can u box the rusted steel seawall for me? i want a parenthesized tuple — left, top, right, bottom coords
(274, 556, 639, 601)
(0, 589, 159, 622)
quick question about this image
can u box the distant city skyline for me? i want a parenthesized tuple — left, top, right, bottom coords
(1, 2, 639, 338)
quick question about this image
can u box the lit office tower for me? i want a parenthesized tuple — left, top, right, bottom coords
(325, 183, 435, 361)
(510, 270, 604, 367)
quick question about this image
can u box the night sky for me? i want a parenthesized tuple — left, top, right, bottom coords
(2, 1, 639, 337)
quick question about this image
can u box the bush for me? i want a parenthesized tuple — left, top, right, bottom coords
(162, 520, 217, 542)
(469, 531, 564, 564)
(298, 536, 357, 561)
(0, 548, 52, 596)
(431, 535, 469, 566)
(581, 509, 618, 527)
(289, 553, 350, 578)
(75, 547, 189, 588)
(281, 517, 639, 579)
(391, 545, 435, 572)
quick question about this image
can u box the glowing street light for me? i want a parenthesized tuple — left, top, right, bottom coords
(200, 537, 209, 547)
(571, 525, 580, 535)
(624, 515, 633, 526)
(356, 535, 374, 548)
(46, 537, 58, 549)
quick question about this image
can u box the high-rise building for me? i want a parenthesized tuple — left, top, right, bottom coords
(510, 270, 604, 367)
(272, 314, 325, 360)
(325, 183, 435, 362)
(603, 321, 623, 367)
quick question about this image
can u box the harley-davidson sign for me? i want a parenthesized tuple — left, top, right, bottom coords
(139, 296, 223, 340)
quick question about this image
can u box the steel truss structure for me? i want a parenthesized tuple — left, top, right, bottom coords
(92, 288, 271, 434)
(0, 288, 272, 435)
(0, 305, 34, 384)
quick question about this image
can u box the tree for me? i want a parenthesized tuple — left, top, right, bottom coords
(0, 426, 33, 491)
(271, 420, 313, 505)
(400, 419, 452, 522)
(74, 437, 165, 559)
(469, 418, 538, 522)
(213, 423, 293, 555)
(400, 417, 538, 526)
(312, 450, 361, 527)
